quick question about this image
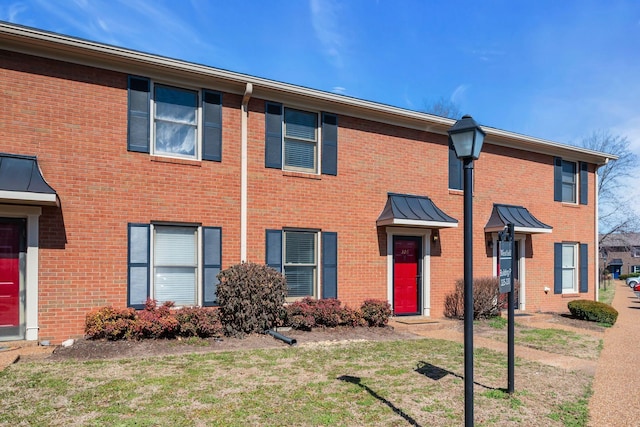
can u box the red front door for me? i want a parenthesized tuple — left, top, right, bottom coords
(0, 221, 23, 332)
(393, 237, 421, 315)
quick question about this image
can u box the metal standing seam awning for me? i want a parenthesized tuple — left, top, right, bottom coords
(0, 153, 59, 206)
(484, 204, 552, 234)
(376, 193, 458, 228)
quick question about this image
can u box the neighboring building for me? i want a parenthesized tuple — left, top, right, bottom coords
(600, 233, 640, 278)
(0, 23, 616, 344)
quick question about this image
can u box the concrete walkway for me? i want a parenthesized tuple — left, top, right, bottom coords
(588, 282, 640, 426)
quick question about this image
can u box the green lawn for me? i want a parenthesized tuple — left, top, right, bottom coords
(0, 338, 592, 426)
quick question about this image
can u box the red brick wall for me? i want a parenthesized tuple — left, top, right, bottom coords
(0, 50, 597, 342)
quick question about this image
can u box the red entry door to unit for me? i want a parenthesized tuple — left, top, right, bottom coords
(0, 222, 21, 328)
(393, 237, 420, 315)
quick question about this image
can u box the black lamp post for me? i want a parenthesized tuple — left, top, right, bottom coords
(448, 115, 485, 427)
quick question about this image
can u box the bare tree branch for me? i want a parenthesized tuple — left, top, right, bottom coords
(423, 97, 462, 120)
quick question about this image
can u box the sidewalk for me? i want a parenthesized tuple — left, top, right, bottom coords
(588, 282, 640, 426)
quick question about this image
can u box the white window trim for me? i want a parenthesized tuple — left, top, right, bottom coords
(283, 229, 319, 300)
(149, 81, 203, 161)
(561, 159, 578, 204)
(385, 228, 432, 317)
(149, 224, 203, 307)
(562, 242, 579, 294)
(282, 107, 322, 174)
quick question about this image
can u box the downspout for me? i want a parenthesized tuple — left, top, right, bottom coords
(594, 160, 606, 302)
(241, 83, 253, 262)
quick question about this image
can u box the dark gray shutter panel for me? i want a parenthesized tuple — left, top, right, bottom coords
(579, 243, 588, 293)
(266, 229, 283, 272)
(127, 76, 150, 153)
(202, 91, 223, 162)
(321, 113, 338, 175)
(579, 162, 588, 205)
(448, 144, 462, 190)
(554, 243, 562, 294)
(128, 223, 150, 308)
(322, 232, 338, 299)
(553, 157, 563, 202)
(265, 102, 283, 168)
(203, 227, 222, 306)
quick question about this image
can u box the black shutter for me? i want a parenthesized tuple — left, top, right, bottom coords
(554, 243, 563, 294)
(202, 91, 223, 162)
(127, 76, 150, 153)
(266, 229, 283, 272)
(322, 232, 338, 299)
(203, 227, 222, 306)
(553, 157, 563, 202)
(265, 102, 283, 168)
(579, 243, 588, 293)
(321, 113, 338, 176)
(449, 144, 463, 190)
(579, 162, 588, 205)
(128, 223, 150, 308)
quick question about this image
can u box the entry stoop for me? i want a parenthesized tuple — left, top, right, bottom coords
(389, 317, 460, 334)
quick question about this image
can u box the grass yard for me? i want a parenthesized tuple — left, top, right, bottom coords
(0, 338, 592, 426)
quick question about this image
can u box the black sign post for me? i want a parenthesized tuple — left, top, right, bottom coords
(498, 223, 515, 394)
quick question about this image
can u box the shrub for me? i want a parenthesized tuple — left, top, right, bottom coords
(568, 300, 618, 325)
(619, 274, 640, 281)
(361, 299, 392, 327)
(444, 277, 506, 319)
(216, 262, 287, 337)
(340, 306, 367, 327)
(285, 297, 354, 330)
(131, 299, 180, 339)
(174, 306, 223, 338)
(85, 306, 137, 340)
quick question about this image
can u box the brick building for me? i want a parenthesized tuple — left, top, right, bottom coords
(0, 23, 616, 343)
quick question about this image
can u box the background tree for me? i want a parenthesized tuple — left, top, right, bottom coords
(423, 96, 461, 120)
(581, 130, 639, 244)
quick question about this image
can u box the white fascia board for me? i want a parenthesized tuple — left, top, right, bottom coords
(377, 218, 459, 228)
(0, 190, 58, 206)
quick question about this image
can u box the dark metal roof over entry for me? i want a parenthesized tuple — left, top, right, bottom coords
(0, 153, 58, 206)
(376, 193, 458, 228)
(484, 204, 552, 234)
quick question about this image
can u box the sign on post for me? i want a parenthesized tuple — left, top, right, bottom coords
(498, 235, 512, 294)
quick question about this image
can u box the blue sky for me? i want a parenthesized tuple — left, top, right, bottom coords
(2, 0, 639, 151)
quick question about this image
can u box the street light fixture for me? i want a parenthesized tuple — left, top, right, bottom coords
(448, 114, 485, 427)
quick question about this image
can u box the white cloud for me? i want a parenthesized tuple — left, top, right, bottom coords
(2, 2, 28, 22)
(309, 0, 345, 68)
(450, 84, 470, 105)
(331, 86, 347, 94)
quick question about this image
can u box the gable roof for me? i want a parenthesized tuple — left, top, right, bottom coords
(0, 22, 617, 166)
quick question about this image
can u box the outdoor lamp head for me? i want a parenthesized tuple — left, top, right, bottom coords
(448, 115, 486, 160)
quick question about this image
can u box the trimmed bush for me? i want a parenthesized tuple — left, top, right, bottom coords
(85, 306, 137, 340)
(361, 299, 392, 327)
(444, 277, 509, 319)
(568, 300, 618, 325)
(174, 306, 223, 338)
(284, 298, 371, 330)
(131, 299, 180, 339)
(216, 262, 287, 337)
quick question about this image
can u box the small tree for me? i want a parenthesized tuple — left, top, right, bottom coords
(216, 262, 287, 337)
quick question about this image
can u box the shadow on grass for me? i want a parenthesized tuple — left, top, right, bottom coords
(416, 361, 506, 392)
(337, 375, 422, 427)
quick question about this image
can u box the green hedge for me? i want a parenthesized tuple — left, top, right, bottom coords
(567, 300, 618, 326)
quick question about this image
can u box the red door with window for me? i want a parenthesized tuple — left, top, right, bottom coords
(0, 221, 23, 334)
(393, 237, 421, 315)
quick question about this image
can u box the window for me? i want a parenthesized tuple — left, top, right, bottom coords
(632, 247, 640, 258)
(448, 144, 463, 190)
(127, 76, 222, 161)
(284, 231, 317, 297)
(561, 243, 577, 293)
(554, 242, 588, 294)
(264, 102, 338, 175)
(554, 157, 588, 204)
(265, 229, 338, 299)
(127, 224, 221, 309)
(631, 265, 640, 274)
